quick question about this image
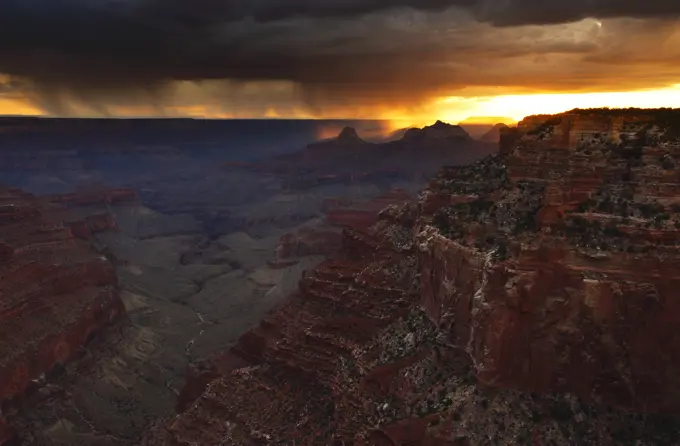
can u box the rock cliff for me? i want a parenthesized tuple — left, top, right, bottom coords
(420, 109, 680, 414)
(271, 189, 412, 267)
(141, 108, 680, 445)
(0, 187, 125, 443)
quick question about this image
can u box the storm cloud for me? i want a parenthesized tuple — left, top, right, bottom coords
(1, 0, 680, 116)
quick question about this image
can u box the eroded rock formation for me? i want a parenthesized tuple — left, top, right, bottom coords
(422, 109, 680, 414)
(270, 190, 413, 270)
(140, 109, 680, 445)
(255, 122, 495, 187)
(0, 187, 125, 443)
(324, 189, 413, 232)
(403, 120, 472, 143)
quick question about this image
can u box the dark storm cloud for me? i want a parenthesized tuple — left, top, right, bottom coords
(1, 0, 677, 77)
(0, 82, 13, 96)
(1, 0, 680, 115)
(476, 0, 680, 26)
(0, 77, 25, 98)
(141, 0, 680, 24)
(141, 0, 475, 22)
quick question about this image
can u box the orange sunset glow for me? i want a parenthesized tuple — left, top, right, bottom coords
(3, 84, 680, 131)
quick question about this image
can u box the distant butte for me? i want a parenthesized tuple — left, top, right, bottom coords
(307, 126, 371, 151)
(337, 126, 364, 143)
(402, 120, 471, 142)
(255, 121, 495, 185)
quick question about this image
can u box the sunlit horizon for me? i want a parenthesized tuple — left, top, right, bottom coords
(3, 85, 680, 133)
(437, 85, 680, 124)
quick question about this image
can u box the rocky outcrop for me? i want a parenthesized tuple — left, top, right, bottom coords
(307, 126, 371, 150)
(68, 213, 119, 239)
(273, 230, 342, 264)
(324, 189, 412, 231)
(337, 126, 364, 144)
(271, 189, 413, 267)
(513, 108, 680, 152)
(0, 187, 124, 441)
(142, 109, 680, 445)
(499, 125, 520, 155)
(479, 123, 509, 143)
(421, 109, 680, 413)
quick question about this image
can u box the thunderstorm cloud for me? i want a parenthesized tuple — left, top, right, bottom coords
(1, 0, 679, 115)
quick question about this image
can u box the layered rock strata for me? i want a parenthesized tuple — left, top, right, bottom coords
(143, 199, 425, 444)
(271, 189, 413, 268)
(143, 109, 680, 444)
(0, 187, 124, 442)
(423, 109, 680, 413)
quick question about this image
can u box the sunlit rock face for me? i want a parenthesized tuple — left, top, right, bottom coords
(514, 109, 680, 151)
(0, 187, 124, 441)
(142, 109, 680, 445)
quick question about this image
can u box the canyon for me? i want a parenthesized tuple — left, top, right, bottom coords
(141, 109, 680, 445)
(0, 119, 495, 444)
(6, 110, 680, 444)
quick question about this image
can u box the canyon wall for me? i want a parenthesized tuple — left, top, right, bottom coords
(419, 109, 680, 412)
(0, 187, 125, 443)
(143, 201, 425, 444)
(513, 110, 680, 152)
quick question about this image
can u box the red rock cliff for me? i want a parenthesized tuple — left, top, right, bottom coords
(418, 109, 680, 413)
(0, 187, 124, 443)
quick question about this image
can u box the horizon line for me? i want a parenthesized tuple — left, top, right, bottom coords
(0, 115, 518, 127)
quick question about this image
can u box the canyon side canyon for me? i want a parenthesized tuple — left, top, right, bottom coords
(3, 111, 680, 445)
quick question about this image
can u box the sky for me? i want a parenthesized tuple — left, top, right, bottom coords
(1, 0, 680, 127)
